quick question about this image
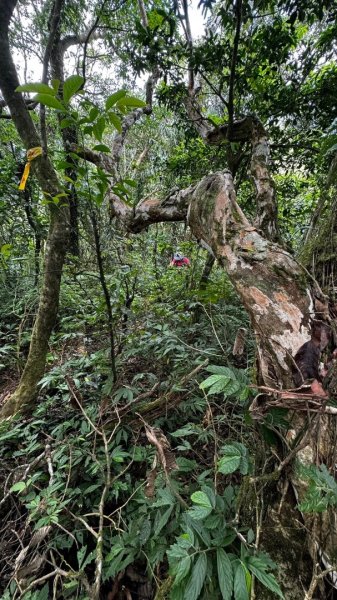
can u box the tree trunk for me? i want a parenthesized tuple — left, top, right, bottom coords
(108, 166, 337, 596)
(0, 0, 69, 416)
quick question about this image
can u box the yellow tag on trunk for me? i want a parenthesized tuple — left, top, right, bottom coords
(19, 146, 43, 190)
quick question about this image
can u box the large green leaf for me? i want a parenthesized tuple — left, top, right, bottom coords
(218, 443, 249, 475)
(200, 374, 228, 392)
(16, 83, 55, 95)
(106, 90, 127, 110)
(191, 491, 212, 508)
(34, 94, 65, 111)
(154, 505, 174, 537)
(217, 548, 233, 599)
(218, 447, 242, 475)
(116, 95, 146, 108)
(63, 75, 84, 103)
(188, 491, 213, 519)
(109, 112, 122, 133)
(184, 553, 207, 600)
(234, 563, 249, 600)
(173, 554, 191, 585)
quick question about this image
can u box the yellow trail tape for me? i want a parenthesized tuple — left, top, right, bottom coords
(19, 146, 43, 190)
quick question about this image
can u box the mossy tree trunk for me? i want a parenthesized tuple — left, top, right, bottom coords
(0, 0, 69, 417)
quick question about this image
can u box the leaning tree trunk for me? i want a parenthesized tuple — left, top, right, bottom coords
(0, 0, 69, 417)
(106, 164, 337, 597)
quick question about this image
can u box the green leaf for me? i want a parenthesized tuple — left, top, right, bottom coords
(92, 144, 111, 153)
(188, 505, 213, 520)
(208, 377, 232, 395)
(59, 117, 74, 129)
(36, 583, 49, 600)
(234, 563, 249, 600)
(154, 505, 174, 537)
(51, 79, 60, 94)
(217, 549, 233, 599)
(16, 83, 55, 95)
(247, 557, 284, 598)
(34, 94, 65, 111)
(106, 90, 127, 110)
(63, 75, 84, 103)
(206, 365, 235, 377)
(173, 555, 191, 586)
(200, 374, 224, 391)
(117, 95, 146, 108)
(167, 543, 189, 563)
(105, 543, 124, 562)
(109, 112, 122, 133)
(184, 553, 207, 600)
(10, 481, 27, 493)
(88, 106, 99, 122)
(93, 116, 106, 142)
(218, 443, 249, 475)
(191, 491, 212, 509)
(218, 452, 241, 475)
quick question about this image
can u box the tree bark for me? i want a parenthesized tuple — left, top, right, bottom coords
(0, 0, 69, 416)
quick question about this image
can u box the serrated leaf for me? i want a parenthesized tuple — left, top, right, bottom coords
(248, 557, 284, 598)
(92, 144, 111, 153)
(154, 505, 173, 537)
(191, 491, 212, 508)
(184, 553, 207, 600)
(167, 543, 189, 563)
(105, 543, 124, 562)
(218, 454, 241, 475)
(117, 95, 146, 108)
(188, 505, 213, 520)
(34, 93, 65, 111)
(200, 374, 225, 391)
(217, 549, 233, 599)
(234, 563, 249, 600)
(218, 443, 248, 475)
(106, 90, 127, 110)
(222, 379, 241, 396)
(206, 365, 235, 377)
(176, 457, 197, 472)
(16, 82, 55, 95)
(63, 75, 84, 103)
(208, 377, 231, 395)
(173, 555, 191, 585)
(109, 112, 122, 133)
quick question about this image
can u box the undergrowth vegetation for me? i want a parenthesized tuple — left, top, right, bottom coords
(0, 230, 289, 599)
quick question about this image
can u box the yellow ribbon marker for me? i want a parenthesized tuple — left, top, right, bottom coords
(19, 146, 43, 191)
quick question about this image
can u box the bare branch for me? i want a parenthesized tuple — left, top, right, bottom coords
(227, 0, 242, 134)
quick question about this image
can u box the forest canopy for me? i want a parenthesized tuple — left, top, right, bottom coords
(1, 0, 337, 599)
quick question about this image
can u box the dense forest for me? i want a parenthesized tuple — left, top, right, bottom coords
(1, 0, 337, 598)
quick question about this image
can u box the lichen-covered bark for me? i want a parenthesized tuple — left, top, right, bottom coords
(188, 170, 311, 386)
(109, 184, 194, 233)
(0, 0, 69, 416)
(110, 169, 311, 386)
